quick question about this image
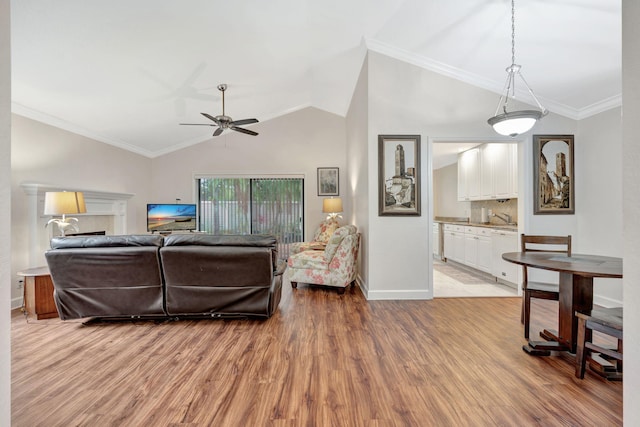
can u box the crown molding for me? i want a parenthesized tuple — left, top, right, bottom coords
(11, 102, 156, 158)
(364, 38, 621, 121)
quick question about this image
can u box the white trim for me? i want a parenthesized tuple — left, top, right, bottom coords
(20, 183, 133, 266)
(364, 38, 621, 121)
(365, 289, 431, 300)
(594, 295, 623, 309)
(11, 103, 156, 158)
(193, 173, 305, 180)
(11, 297, 23, 311)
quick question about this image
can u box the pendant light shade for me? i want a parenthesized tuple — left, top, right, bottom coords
(488, 110, 544, 137)
(488, 0, 547, 137)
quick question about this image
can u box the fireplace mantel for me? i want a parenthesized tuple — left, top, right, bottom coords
(21, 183, 134, 266)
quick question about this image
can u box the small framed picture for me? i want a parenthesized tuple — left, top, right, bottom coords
(378, 135, 421, 216)
(533, 134, 575, 215)
(317, 167, 339, 196)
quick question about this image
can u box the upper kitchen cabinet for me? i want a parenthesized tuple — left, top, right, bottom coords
(459, 143, 517, 201)
(457, 147, 480, 201)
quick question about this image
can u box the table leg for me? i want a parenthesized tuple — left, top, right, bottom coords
(559, 272, 593, 354)
(524, 272, 593, 356)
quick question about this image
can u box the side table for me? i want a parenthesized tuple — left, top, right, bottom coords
(17, 266, 59, 319)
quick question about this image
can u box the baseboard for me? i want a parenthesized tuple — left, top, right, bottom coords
(365, 289, 431, 300)
(356, 275, 430, 300)
(11, 297, 23, 310)
(594, 295, 623, 308)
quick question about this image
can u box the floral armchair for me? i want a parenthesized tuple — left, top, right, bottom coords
(289, 217, 340, 256)
(287, 225, 360, 294)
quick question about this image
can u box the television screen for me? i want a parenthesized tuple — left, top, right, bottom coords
(147, 204, 197, 232)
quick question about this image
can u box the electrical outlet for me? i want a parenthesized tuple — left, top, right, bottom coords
(17, 280, 23, 290)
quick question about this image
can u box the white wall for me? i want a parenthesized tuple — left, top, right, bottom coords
(346, 54, 370, 288)
(623, 0, 640, 420)
(10, 114, 152, 305)
(150, 107, 347, 241)
(433, 163, 468, 218)
(363, 51, 582, 300)
(576, 108, 623, 306)
(1, 0, 11, 421)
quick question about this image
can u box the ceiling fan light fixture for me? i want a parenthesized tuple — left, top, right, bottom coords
(487, 0, 547, 138)
(179, 83, 259, 136)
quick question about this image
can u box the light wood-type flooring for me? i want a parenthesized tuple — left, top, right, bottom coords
(12, 280, 622, 426)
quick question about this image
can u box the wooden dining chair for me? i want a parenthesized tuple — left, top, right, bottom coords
(575, 307, 623, 380)
(520, 234, 572, 339)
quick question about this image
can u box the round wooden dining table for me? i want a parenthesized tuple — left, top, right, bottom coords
(502, 251, 622, 355)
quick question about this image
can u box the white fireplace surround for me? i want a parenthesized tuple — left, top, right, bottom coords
(21, 183, 133, 267)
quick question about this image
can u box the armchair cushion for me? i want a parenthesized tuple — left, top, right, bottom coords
(312, 217, 340, 244)
(289, 218, 340, 256)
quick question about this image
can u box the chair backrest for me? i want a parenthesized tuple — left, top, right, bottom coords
(324, 225, 357, 261)
(520, 234, 571, 286)
(521, 234, 572, 255)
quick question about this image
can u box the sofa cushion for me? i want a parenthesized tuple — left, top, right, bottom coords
(324, 225, 357, 261)
(50, 234, 164, 249)
(164, 234, 279, 271)
(313, 218, 340, 244)
(163, 233, 277, 248)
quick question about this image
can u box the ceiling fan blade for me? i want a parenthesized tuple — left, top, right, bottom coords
(179, 123, 216, 126)
(212, 127, 224, 137)
(230, 118, 259, 126)
(231, 126, 258, 136)
(201, 112, 221, 125)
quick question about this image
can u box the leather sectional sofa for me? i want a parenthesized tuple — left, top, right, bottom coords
(45, 234, 285, 321)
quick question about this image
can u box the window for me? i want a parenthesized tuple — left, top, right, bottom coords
(197, 177, 304, 259)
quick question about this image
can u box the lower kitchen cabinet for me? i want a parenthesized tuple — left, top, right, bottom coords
(443, 224, 465, 264)
(464, 226, 492, 273)
(491, 229, 521, 285)
(440, 223, 520, 286)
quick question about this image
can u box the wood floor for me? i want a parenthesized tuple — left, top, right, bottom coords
(12, 281, 622, 426)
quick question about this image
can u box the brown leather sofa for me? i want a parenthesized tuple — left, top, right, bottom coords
(45, 234, 285, 321)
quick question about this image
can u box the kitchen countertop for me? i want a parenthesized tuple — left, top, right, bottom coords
(434, 217, 518, 232)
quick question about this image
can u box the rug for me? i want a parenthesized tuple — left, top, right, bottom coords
(433, 260, 493, 285)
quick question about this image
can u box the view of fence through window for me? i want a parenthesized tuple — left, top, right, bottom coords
(197, 177, 304, 259)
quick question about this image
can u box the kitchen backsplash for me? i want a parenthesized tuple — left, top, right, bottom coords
(470, 199, 517, 225)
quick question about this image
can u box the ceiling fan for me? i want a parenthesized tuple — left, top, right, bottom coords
(180, 84, 259, 136)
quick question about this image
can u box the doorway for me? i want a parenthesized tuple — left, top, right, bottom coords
(431, 139, 519, 298)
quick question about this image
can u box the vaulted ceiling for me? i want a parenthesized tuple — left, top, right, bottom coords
(11, 0, 621, 158)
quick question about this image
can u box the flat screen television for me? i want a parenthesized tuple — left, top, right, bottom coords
(147, 203, 197, 233)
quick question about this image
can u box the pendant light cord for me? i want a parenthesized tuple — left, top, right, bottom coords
(511, 0, 516, 67)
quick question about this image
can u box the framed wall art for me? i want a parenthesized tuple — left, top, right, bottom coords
(378, 134, 421, 216)
(533, 134, 575, 215)
(317, 167, 339, 196)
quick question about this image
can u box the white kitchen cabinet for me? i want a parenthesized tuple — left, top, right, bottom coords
(433, 223, 440, 256)
(477, 233, 493, 273)
(479, 143, 518, 200)
(443, 224, 465, 263)
(491, 230, 520, 285)
(457, 148, 480, 201)
(464, 226, 492, 273)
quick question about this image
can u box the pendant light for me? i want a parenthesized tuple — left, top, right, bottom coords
(488, 0, 547, 137)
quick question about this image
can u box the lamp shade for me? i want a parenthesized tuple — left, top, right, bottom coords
(44, 191, 87, 215)
(322, 197, 343, 214)
(487, 110, 543, 137)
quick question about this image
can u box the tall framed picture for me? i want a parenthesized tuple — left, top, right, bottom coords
(317, 167, 339, 196)
(533, 134, 575, 215)
(378, 134, 421, 216)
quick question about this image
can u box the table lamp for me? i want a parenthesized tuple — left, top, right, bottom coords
(322, 197, 343, 220)
(44, 191, 87, 236)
